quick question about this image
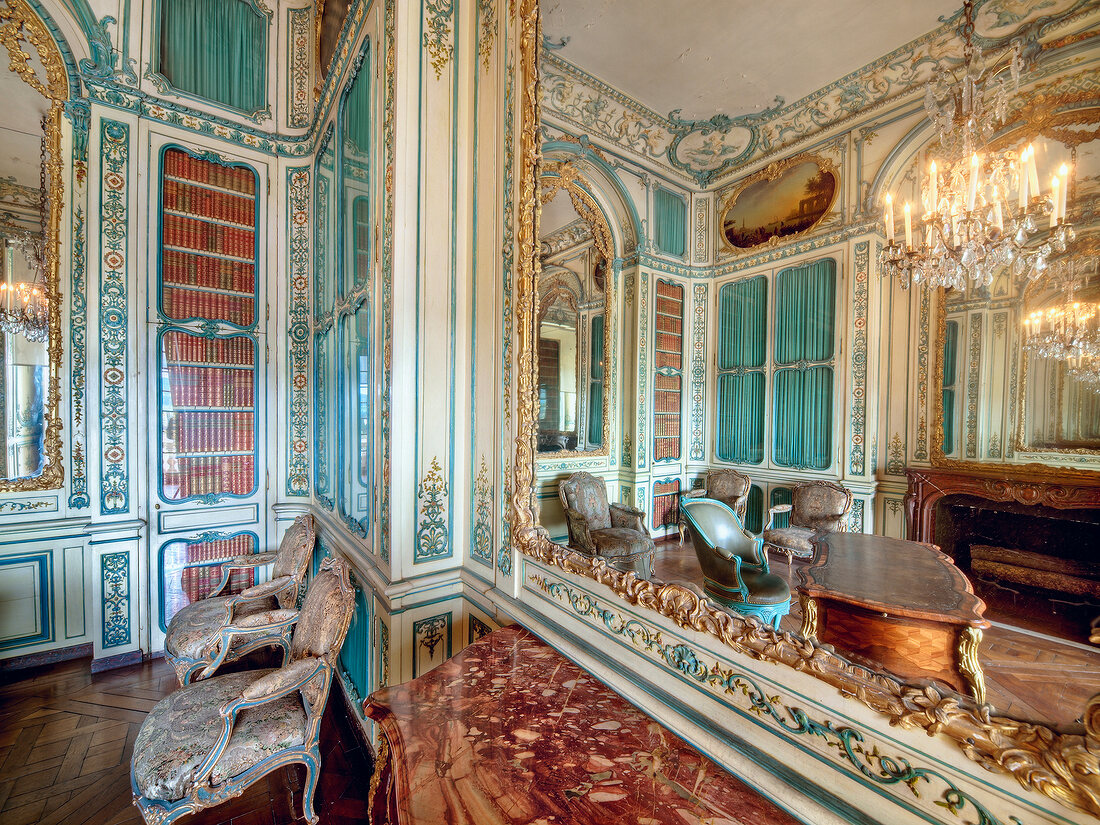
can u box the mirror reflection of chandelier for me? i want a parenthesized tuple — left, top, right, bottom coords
(1023, 256, 1100, 392)
(0, 116, 50, 344)
(879, 0, 1086, 291)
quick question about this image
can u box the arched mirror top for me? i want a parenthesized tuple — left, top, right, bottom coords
(0, 0, 69, 491)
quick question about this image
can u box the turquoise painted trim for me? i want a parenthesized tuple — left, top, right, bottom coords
(155, 143, 261, 332)
(541, 140, 642, 244)
(0, 552, 53, 651)
(68, 200, 89, 509)
(525, 571, 1031, 825)
(99, 119, 131, 516)
(337, 573, 372, 703)
(156, 530, 259, 632)
(146, 0, 272, 122)
(101, 550, 130, 648)
(153, 325, 260, 505)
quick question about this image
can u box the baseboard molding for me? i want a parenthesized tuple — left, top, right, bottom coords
(0, 642, 92, 673)
(91, 649, 142, 673)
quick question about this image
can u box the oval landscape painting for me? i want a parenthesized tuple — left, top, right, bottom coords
(722, 159, 837, 250)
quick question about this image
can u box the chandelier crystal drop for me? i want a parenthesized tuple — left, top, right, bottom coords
(878, 0, 1082, 291)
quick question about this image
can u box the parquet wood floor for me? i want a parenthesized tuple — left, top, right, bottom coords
(0, 657, 372, 825)
(653, 539, 1100, 729)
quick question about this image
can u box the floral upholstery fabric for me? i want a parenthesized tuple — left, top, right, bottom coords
(243, 657, 320, 700)
(608, 503, 646, 533)
(288, 565, 355, 708)
(228, 551, 278, 568)
(132, 670, 305, 802)
(762, 526, 816, 558)
(791, 482, 851, 533)
(591, 527, 653, 558)
(165, 595, 277, 659)
(234, 608, 297, 630)
(237, 575, 293, 601)
(705, 469, 752, 518)
(559, 473, 612, 534)
(271, 516, 317, 610)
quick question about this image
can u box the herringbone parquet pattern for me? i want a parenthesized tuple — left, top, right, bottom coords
(0, 658, 372, 825)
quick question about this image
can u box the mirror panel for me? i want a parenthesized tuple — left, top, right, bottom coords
(0, 0, 65, 489)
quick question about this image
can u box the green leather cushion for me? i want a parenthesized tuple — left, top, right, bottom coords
(739, 570, 792, 604)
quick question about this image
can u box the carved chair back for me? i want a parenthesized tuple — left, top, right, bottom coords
(290, 556, 355, 715)
(271, 514, 317, 609)
(681, 498, 766, 584)
(790, 481, 852, 533)
(705, 469, 752, 518)
(559, 472, 612, 534)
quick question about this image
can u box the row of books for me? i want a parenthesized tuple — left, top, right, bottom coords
(163, 287, 255, 327)
(653, 439, 682, 462)
(655, 313, 683, 335)
(654, 332, 683, 355)
(655, 351, 683, 372)
(163, 213, 255, 260)
(162, 249, 256, 294)
(653, 415, 682, 438)
(163, 454, 256, 499)
(182, 533, 255, 564)
(169, 411, 254, 453)
(654, 294, 682, 316)
(651, 484, 681, 527)
(653, 393, 681, 415)
(164, 150, 257, 196)
(178, 563, 253, 607)
(164, 366, 255, 408)
(162, 179, 254, 227)
(164, 333, 255, 365)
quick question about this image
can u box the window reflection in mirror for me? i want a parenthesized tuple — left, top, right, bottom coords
(0, 59, 52, 484)
(537, 187, 607, 454)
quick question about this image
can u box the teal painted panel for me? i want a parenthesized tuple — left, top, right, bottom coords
(717, 276, 766, 370)
(0, 552, 52, 651)
(338, 580, 371, 700)
(775, 258, 836, 364)
(943, 320, 958, 454)
(773, 366, 833, 470)
(716, 372, 764, 464)
(101, 551, 131, 648)
(158, 0, 268, 113)
(588, 314, 604, 446)
(654, 188, 686, 256)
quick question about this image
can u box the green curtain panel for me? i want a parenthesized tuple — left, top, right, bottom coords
(770, 486, 792, 528)
(654, 188, 686, 256)
(588, 315, 604, 446)
(744, 484, 764, 533)
(773, 366, 833, 469)
(942, 319, 958, 454)
(716, 372, 764, 463)
(344, 58, 371, 156)
(774, 258, 836, 364)
(159, 0, 267, 112)
(717, 276, 766, 369)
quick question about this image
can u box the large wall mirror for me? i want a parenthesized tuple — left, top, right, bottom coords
(510, 2, 1100, 819)
(0, 0, 66, 491)
(536, 167, 613, 456)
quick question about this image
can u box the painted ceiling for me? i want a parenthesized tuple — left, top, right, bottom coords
(541, 0, 959, 123)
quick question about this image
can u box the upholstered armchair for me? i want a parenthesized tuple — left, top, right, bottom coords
(680, 497, 791, 629)
(132, 556, 355, 825)
(762, 481, 853, 567)
(679, 468, 752, 544)
(164, 514, 316, 686)
(558, 471, 655, 579)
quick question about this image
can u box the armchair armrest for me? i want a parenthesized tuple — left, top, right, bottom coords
(227, 575, 294, 607)
(197, 608, 300, 679)
(610, 502, 647, 533)
(210, 552, 280, 596)
(683, 489, 707, 499)
(564, 509, 596, 554)
(765, 503, 793, 530)
(241, 657, 324, 702)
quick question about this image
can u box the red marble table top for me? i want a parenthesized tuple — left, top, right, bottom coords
(363, 625, 802, 825)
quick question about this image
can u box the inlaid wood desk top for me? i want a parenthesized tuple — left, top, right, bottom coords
(363, 625, 802, 825)
(799, 533, 989, 627)
(798, 533, 989, 702)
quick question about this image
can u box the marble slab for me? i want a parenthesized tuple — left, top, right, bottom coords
(364, 625, 803, 825)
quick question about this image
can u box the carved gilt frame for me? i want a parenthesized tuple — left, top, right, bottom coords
(718, 153, 839, 254)
(0, 0, 67, 492)
(510, 0, 1100, 818)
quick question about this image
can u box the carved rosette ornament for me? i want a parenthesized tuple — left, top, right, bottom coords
(508, 1, 1100, 818)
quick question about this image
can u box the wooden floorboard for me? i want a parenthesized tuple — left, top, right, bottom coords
(0, 657, 373, 825)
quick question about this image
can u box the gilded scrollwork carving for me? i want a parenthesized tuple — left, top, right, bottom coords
(0, 0, 66, 493)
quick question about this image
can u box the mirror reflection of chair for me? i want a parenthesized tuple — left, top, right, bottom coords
(164, 514, 317, 686)
(558, 471, 655, 578)
(762, 481, 853, 568)
(678, 468, 752, 544)
(132, 556, 355, 825)
(680, 497, 791, 629)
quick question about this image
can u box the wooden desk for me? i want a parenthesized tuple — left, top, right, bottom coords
(797, 533, 989, 703)
(363, 626, 802, 825)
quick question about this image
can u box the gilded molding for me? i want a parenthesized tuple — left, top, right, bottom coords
(478, 0, 495, 72)
(510, 0, 1100, 817)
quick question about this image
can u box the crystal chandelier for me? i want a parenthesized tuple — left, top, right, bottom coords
(879, 0, 1080, 291)
(1022, 255, 1100, 391)
(0, 116, 50, 344)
